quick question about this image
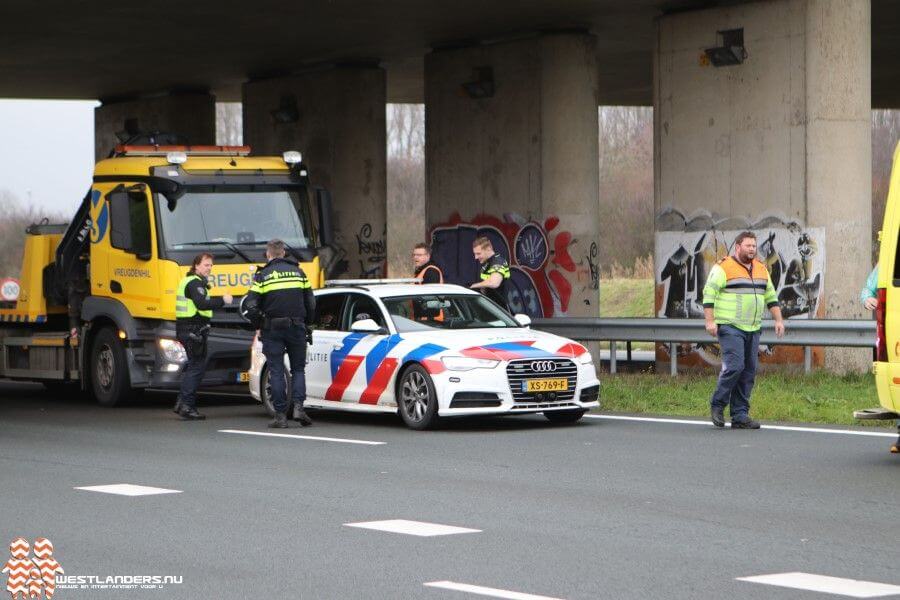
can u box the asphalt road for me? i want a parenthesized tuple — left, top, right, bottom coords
(1, 382, 898, 600)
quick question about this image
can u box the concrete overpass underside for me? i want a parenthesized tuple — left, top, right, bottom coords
(2, 0, 896, 372)
(3, 0, 898, 106)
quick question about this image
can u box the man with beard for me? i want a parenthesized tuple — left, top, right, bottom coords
(703, 231, 785, 429)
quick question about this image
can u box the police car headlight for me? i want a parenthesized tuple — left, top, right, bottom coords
(441, 356, 500, 371)
(158, 338, 187, 364)
(578, 352, 594, 365)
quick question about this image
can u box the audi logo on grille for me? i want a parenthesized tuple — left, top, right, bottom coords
(530, 360, 558, 372)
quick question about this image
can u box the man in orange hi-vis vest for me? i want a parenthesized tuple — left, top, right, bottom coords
(703, 231, 785, 430)
(412, 243, 444, 284)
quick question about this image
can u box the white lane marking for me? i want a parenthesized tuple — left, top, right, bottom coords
(344, 519, 481, 537)
(737, 572, 900, 598)
(218, 429, 385, 445)
(424, 581, 563, 600)
(585, 414, 897, 438)
(74, 484, 182, 496)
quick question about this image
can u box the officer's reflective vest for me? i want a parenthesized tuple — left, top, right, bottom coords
(176, 274, 213, 319)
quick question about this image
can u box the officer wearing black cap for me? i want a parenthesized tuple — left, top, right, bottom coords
(243, 239, 316, 428)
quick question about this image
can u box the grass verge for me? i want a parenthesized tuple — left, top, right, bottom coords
(600, 371, 895, 428)
(600, 278, 654, 318)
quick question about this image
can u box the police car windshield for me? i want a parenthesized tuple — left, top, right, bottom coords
(382, 294, 519, 332)
(158, 187, 312, 256)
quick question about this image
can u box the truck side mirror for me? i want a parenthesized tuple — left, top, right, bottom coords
(315, 187, 335, 247)
(108, 186, 152, 260)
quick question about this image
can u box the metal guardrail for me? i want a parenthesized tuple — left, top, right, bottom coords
(531, 318, 876, 375)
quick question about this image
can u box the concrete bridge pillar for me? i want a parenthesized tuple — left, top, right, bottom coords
(424, 32, 601, 318)
(654, 0, 871, 372)
(94, 92, 216, 162)
(243, 66, 387, 279)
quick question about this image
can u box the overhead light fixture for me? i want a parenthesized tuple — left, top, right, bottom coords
(461, 66, 494, 99)
(704, 28, 746, 67)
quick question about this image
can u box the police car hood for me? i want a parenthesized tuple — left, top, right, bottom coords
(397, 327, 589, 361)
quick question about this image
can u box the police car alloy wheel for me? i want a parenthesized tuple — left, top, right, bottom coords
(398, 364, 439, 430)
(260, 366, 293, 417)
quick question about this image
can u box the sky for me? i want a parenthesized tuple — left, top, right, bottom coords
(0, 99, 98, 216)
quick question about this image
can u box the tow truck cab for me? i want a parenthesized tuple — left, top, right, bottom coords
(0, 145, 335, 406)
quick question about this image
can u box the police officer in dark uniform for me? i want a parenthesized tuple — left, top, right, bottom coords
(470, 236, 511, 313)
(174, 253, 233, 420)
(243, 239, 316, 428)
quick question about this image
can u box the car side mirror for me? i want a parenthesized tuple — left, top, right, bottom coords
(514, 314, 532, 327)
(351, 318, 387, 335)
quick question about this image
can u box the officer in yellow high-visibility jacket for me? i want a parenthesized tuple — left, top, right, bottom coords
(703, 232, 784, 430)
(174, 253, 232, 420)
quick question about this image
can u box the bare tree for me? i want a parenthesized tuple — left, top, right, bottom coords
(872, 109, 900, 262)
(598, 106, 654, 276)
(216, 102, 243, 146)
(0, 190, 66, 278)
(386, 103, 425, 276)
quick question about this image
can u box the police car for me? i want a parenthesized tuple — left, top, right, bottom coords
(248, 281, 600, 430)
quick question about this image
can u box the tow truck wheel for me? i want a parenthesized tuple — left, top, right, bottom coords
(543, 408, 587, 424)
(260, 365, 293, 418)
(90, 327, 131, 407)
(398, 364, 440, 430)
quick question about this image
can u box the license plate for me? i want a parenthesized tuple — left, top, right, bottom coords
(237, 372, 250, 383)
(524, 378, 568, 393)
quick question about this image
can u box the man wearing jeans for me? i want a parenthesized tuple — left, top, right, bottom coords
(703, 231, 785, 429)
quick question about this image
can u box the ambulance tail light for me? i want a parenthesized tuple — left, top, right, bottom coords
(875, 287, 887, 362)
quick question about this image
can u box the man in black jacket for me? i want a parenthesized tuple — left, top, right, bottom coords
(413, 243, 444, 284)
(175, 253, 233, 420)
(243, 239, 316, 428)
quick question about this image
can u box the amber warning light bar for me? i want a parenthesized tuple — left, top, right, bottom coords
(114, 145, 252, 157)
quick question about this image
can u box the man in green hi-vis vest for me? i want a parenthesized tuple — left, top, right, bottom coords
(174, 253, 233, 420)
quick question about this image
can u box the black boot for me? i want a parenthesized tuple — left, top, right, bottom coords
(173, 398, 184, 414)
(179, 407, 206, 420)
(710, 405, 725, 428)
(293, 404, 312, 426)
(268, 412, 289, 428)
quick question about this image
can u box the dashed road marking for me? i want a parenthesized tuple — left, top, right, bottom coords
(344, 519, 481, 537)
(586, 414, 897, 438)
(737, 572, 900, 597)
(74, 484, 182, 496)
(219, 429, 385, 445)
(424, 581, 563, 600)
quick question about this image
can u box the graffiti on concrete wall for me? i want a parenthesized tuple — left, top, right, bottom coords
(356, 222, 387, 278)
(655, 209, 825, 365)
(429, 212, 595, 318)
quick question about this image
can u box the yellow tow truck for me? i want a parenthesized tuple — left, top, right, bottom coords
(0, 145, 335, 405)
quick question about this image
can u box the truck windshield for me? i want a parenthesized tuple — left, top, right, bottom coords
(157, 186, 312, 255)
